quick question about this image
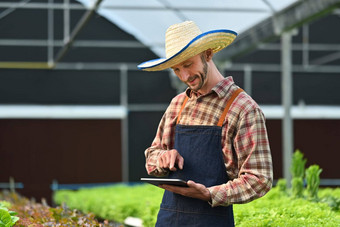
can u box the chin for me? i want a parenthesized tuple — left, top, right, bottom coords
(189, 86, 199, 92)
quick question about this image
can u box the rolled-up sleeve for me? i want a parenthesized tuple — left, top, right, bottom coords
(208, 108, 273, 207)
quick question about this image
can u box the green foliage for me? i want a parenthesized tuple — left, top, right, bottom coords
(0, 191, 110, 226)
(319, 188, 340, 211)
(320, 195, 340, 212)
(276, 178, 287, 193)
(290, 150, 307, 199)
(0, 201, 19, 227)
(53, 183, 340, 227)
(290, 149, 307, 179)
(233, 187, 340, 227)
(305, 164, 323, 200)
(54, 183, 164, 227)
(291, 177, 304, 198)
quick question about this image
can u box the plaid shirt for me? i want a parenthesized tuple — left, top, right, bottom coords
(145, 76, 273, 207)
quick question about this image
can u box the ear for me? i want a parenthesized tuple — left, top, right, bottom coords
(205, 49, 214, 61)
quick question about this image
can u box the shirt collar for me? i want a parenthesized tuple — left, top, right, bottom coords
(185, 76, 235, 98)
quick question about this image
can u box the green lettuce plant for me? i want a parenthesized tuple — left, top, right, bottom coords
(0, 201, 19, 227)
(276, 178, 287, 193)
(290, 150, 307, 198)
(290, 149, 307, 179)
(305, 164, 323, 201)
(291, 177, 304, 198)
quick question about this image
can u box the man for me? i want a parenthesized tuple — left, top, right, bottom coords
(138, 21, 273, 226)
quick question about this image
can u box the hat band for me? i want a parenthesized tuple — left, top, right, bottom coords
(138, 29, 237, 71)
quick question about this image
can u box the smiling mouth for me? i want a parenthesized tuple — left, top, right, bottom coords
(188, 76, 198, 84)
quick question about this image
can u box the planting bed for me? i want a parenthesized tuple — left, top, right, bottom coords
(0, 190, 114, 226)
(54, 183, 340, 227)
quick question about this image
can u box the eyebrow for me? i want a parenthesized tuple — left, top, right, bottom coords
(171, 59, 194, 70)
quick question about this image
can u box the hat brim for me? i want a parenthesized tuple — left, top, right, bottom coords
(138, 29, 237, 71)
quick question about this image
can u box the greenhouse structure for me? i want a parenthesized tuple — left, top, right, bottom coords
(0, 0, 340, 203)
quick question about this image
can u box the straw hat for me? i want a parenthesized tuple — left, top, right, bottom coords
(137, 21, 237, 71)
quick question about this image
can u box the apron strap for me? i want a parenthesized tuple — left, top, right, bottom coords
(176, 96, 189, 124)
(217, 88, 244, 127)
(176, 88, 243, 126)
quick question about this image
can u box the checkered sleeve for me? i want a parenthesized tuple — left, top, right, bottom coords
(144, 112, 170, 177)
(208, 107, 273, 207)
(144, 93, 186, 176)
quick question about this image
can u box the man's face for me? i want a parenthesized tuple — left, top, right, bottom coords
(171, 53, 208, 92)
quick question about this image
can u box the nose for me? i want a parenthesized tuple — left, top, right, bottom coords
(178, 68, 191, 81)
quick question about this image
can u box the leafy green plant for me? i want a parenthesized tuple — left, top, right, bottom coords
(276, 178, 287, 193)
(319, 188, 340, 211)
(0, 201, 19, 227)
(0, 191, 110, 226)
(54, 184, 164, 227)
(233, 187, 340, 227)
(291, 177, 304, 198)
(291, 149, 307, 178)
(305, 164, 323, 200)
(320, 196, 340, 211)
(290, 150, 307, 197)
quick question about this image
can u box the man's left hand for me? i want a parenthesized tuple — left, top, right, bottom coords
(159, 180, 211, 202)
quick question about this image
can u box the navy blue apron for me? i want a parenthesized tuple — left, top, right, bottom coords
(156, 88, 243, 227)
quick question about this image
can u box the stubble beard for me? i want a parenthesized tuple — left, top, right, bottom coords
(187, 55, 208, 92)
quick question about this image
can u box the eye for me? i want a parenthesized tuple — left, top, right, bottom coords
(172, 68, 179, 73)
(184, 63, 192, 68)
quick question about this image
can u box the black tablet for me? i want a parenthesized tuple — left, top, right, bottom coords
(140, 178, 188, 187)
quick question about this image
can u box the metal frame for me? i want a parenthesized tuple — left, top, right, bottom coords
(54, 0, 104, 65)
(120, 64, 129, 182)
(281, 31, 294, 185)
(0, 2, 270, 12)
(214, 0, 340, 63)
(0, 0, 339, 70)
(0, 105, 127, 119)
(0, 0, 103, 68)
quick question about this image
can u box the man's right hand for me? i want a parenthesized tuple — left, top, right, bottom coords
(158, 149, 184, 171)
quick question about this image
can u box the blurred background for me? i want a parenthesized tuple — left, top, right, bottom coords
(1, 0, 339, 205)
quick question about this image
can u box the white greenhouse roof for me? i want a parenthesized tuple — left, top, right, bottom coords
(77, 0, 297, 58)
